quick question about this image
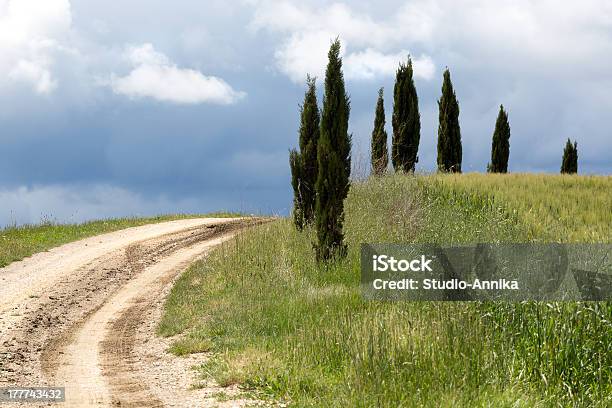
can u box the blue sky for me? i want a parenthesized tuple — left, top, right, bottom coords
(1, 0, 611, 226)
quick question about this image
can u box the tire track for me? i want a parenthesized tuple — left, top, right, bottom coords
(0, 217, 264, 407)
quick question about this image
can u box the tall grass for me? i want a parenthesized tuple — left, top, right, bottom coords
(428, 173, 612, 406)
(429, 173, 612, 242)
(160, 174, 611, 407)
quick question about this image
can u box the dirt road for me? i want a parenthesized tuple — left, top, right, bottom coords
(0, 217, 263, 407)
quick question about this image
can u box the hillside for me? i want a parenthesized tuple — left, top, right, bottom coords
(160, 174, 612, 407)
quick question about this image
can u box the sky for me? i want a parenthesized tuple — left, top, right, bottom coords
(0, 0, 611, 226)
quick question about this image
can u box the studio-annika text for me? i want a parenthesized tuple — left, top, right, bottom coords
(370, 255, 520, 291)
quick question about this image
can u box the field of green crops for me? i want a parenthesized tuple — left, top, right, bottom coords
(428, 173, 611, 242)
(160, 173, 611, 407)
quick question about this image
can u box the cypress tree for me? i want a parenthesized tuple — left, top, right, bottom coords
(371, 87, 388, 176)
(315, 39, 351, 261)
(289, 149, 304, 229)
(297, 75, 320, 224)
(391, 57, 421, 172)
(561, 139, 578, 174)
(488, 105, 511, 173)
(560, 139, 572, 173)
(572, 141, 579, 173)
(289, 76, 321, 230)
(437, 68, 462, 173)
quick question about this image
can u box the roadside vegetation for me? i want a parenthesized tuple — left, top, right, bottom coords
(160, 173, 611, 407)
(0, 212, 239, 268)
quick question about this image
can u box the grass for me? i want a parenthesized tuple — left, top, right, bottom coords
(0, 212, 240, 268)
(428, 173, 611, 242)
(159, 173, 611, 407)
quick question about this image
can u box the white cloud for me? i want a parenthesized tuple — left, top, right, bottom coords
(272, 30, 334, 83)
(345, 50, 435, 81)
(251, 0, 612, 83)
(125, 43, 169, 66)
(110, 43, 245, 105)
(0, 0, 72, 94)
(9, 59, 58, 93)
(250, 2, 434, 48)
(250, 1, 437, 83)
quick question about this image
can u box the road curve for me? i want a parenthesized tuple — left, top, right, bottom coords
(0, 217, 262, 407)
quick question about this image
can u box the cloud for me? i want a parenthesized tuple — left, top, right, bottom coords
(0, 184, 200, 227)
(227, 149, 288, 181)
(1, 0, 612, 230)
(250, 2, 434, 48)
(345, 50, 435, 81)
(9, 59, 58, 93)
(251, 0, 612, 83)
(110, 43, 245, 105)
(0, 0, 72, 94)
(250, 1, 436, 82)
(272, 30, 332, 83)
(440, 0, 612, 63)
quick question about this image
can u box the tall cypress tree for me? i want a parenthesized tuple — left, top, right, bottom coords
(371, 87, 388, 176)
(572, 141, 579, 173)
(298, 75, 320, 224)
(289, 149, 304, 229)
(315, 39, 351, 261)
(392, 57, 420, 172)
(561, 139, 572, 174)
(437, 68, 462, 173)
(561, 139, 578, 174)
(488, 105, 511, 173)
(289, 76, 320, 229)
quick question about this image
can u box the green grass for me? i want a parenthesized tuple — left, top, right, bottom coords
(429, 173, 612, 242)
(0, 212, 240, 268)
(160, 174, 611, 407)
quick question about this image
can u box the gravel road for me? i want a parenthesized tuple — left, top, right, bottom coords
(0, 217, 263, 407)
